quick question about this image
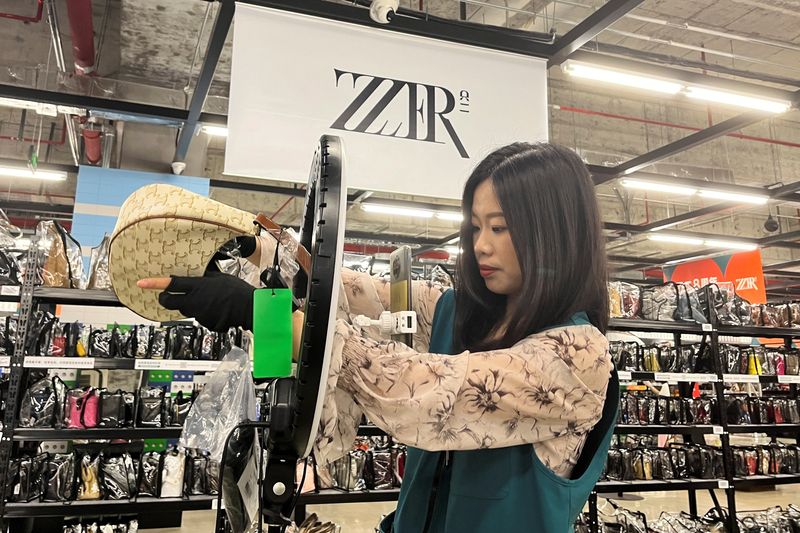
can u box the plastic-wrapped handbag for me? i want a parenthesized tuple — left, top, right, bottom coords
(78, 453, 102, 500)
(64, 387, 100, 429)
(101, 453, 137, 500)
(42, 453, 77, 502)
(86, 234, 112, 290)
(19, 375, 67, 428)
(699, 283, 739, 325)
(641, 283, 680, 321)
(169, 391, 193, 427)
(99, 389, 134, 428)
(137, 387, 166, 428)
(785, 350, 800, 375)
(37, 220, 84, 289)
(187, 453, 208, 495)
(160, 448, 185, 498)
(8, 453, 46, 502)
(137, 451, 162, 497)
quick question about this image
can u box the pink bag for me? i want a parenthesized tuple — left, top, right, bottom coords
(65, 388, 99, 429)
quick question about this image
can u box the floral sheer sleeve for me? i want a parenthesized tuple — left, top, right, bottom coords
(314, 321, 612, 476)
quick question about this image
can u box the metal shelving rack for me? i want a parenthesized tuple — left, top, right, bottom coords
(592, 314, 800, 533)
(0, 244, 221, 528)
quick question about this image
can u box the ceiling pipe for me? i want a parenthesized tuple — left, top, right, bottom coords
(81, 127, 101, 165)
(0, 0, 44, 23)
(64, 0, 96, 75)
(0, 119, 66, 145)
(44, 0, 80, 165)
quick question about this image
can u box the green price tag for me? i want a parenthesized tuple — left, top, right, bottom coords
(253, 288, 293, 378)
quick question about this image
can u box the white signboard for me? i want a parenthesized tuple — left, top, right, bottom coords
(227, 5, 549, 199)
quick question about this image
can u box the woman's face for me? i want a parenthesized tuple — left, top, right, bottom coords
(471, 179, 523, 299)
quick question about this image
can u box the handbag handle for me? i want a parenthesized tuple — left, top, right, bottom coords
(254, 213, 311, 275)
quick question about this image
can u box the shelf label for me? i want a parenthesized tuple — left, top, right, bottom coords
(723, 374, 761, 383)
(25, 357, 95, 369)
(0, 356, 9, 367)
(713, 426, 723, 435)
(778, 375, 800, 384)
(717, 480, 729, 489)
(0, 286, 20, 296)
(618, 371, 632, 381)
(702, 323, 713, 332)
(134, 359, 220, 372)
(653, 373, 716, 383)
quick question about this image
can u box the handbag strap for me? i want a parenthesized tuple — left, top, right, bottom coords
(254, 213, 311, 275)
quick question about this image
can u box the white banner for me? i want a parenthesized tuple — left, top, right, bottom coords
(227, 4, 549, 199)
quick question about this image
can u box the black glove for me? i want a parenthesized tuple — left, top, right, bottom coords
(158, 271, 255, 332)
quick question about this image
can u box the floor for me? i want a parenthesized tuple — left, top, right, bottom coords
(145, 487, 799, 533)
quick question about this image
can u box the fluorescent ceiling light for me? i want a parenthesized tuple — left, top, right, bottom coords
(686, 87, 791, 114)
(649, 234, 758, 252)
(704, 239, 758, 251)
(362, 204, 434, 218)
(562, 62, 683, 95)
(435, 211, 463, 222)
(563, 61, 793, 114)
(697, 190, 769, 205)
(201, 125, 228, 137)
(648, 234, 704, 246)
(623, 176, 770, 205)
(621, 178, 697, 196)
(0, 167, 67, 181)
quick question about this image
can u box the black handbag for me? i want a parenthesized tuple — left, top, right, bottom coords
(138, 451, 163, 497)
(19, 375, 67, 428)
(8, 453, 46, 502)
(101, 453, 137, 500)
(170, 391, 193, 427)
(99, 389, 134, 428)
(137, 387, 166, 428)
(41, 453, 76, 502)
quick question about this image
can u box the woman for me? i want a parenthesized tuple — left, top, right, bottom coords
(140, 142, 618, 532)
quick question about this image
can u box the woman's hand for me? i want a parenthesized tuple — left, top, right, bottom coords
(138, 271, 255, 332)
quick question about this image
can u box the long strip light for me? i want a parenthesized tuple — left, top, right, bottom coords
(620, 178, 697, 196)
(0, 166, 67, 181)
(562, 62, 683, 94)
(201, 125, 229, 137)
(435, 211, 464, 222)
(621, 177, 769, 205)
(648, 234, 757, 251)
(685, 87, 791, 114)
(562, 61, 793, 114)
(697, 189, 769, 205)
(362, 204, 434, 218)
(362, 203, 462, 221)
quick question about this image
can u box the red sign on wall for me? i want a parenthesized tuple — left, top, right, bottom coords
(663, 249, 767, 304)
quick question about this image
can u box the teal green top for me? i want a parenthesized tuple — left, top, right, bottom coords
(380, 289, 619, 533)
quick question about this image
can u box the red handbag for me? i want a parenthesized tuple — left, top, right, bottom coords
(65, 388, 100, 429)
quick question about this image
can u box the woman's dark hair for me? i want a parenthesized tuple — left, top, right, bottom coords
(454, 142, 608, 352)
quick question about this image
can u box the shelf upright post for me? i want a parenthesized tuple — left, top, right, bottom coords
(674, 330, 700, 516)
(587, 491, 599, 533)
(783, 337, 800, 446)
(0, 239, 40, 521)
(706, 288, 738, 533)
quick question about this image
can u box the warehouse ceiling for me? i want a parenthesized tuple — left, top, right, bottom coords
(2, 0, 800, 297)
